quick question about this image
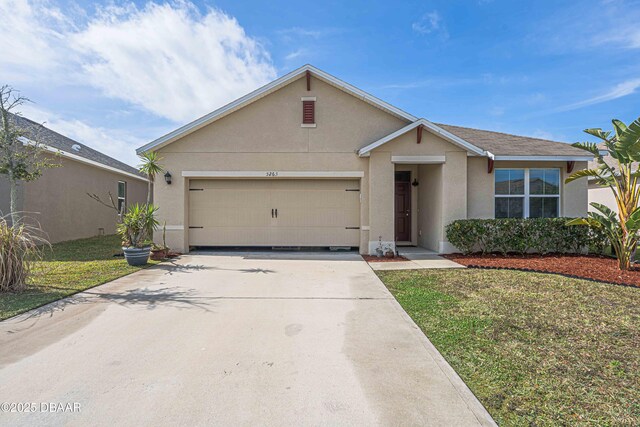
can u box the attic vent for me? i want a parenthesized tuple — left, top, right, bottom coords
(71, 144, 81, 152)
(302, 100, 315, 124)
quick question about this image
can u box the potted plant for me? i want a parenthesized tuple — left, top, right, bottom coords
(151, 221, 169, 260)
(117, 203, 159, 266)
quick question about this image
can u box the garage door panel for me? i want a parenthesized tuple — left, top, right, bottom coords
(190, 208, 273, 228)
(188, 179, 360, 246)
(270, 227, 360, 246)
(190, 227, 274, 246)
(274, 207, 359, 227)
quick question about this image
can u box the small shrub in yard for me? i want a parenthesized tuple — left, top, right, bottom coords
(0, 216, 49, 292)
(445, 218, 609, 255)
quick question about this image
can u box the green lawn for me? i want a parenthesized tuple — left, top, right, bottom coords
(0, 235, 158, 320)
(378, 269, 639, 426)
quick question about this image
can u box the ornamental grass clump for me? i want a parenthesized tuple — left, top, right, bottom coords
(0, 215, 48, 292)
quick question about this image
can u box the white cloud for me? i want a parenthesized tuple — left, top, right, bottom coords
(0, 1, 276, 123)
(0, 0, 277, 163)
(532, 1, 640, 53)
(412, 11, 447, 37)
(557, 78, 640, 112)
(593, 27, 640, 49)
(71, 2, 276, 122)
(21, 104, 148, 166)
(285, 49, 308, 61)
(0, 0, 75, 81)
(277, 27, 342, 40)
(531, 129, 565, 142)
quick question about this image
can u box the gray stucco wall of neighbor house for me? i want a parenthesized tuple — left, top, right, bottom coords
(18, 155, 148, 243)
(0, 175, 12, 219)
(0, 175, 25, 224)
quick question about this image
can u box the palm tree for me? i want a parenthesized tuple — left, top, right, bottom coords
(566, 116, 640, 270)
(138, 151, 164, 205)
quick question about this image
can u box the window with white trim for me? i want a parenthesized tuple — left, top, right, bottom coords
(495, 168, 560, 218)
(117, 181, 127, 214)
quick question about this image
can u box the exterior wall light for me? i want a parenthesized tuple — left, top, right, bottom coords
(412, 178, 419, 187)
(164, 171, 172, 185)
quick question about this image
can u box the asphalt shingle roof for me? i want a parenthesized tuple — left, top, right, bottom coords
(10, 114, 143, 177)
(435, 123, 589, 157)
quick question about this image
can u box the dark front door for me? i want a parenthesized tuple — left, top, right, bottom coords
(395, 173, 411, 242)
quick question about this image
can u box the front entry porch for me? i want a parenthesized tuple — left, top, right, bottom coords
(366, 150, 469, 255)
(393, 162, 448, 252)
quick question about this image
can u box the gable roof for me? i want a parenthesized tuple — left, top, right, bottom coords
(357, 119, 488, 157)
(136, 64, 594, 161)
(11, 114, 147, 181)
(435, 123, 592, 160)
(137, 64, 423, 154)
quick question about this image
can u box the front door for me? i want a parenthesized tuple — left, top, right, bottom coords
(394, 172, 411, 242)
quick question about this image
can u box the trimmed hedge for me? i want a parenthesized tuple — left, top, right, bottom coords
(445, 218, 609, 255)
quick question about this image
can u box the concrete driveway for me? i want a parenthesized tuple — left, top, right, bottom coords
(0, 252, 494, 426)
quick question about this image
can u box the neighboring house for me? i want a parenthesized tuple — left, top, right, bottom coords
(0, 114, 148, 243)
(137, 65, 592, 255)
(587, 144, 636, 214)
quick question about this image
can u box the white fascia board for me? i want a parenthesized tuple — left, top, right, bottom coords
(493, 155, 593, 161)
(182, 170, 365, 178)
(391, 155, 446, 164)
(19, 137, 148, 182)
(137, 64, 417, 155)
(357, 119, 487, 157)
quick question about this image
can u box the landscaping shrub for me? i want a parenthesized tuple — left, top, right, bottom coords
(0, 216, 49, 292)
(445, 218, 609, 255)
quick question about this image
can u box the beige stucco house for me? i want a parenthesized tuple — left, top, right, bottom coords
(0, 115, 148, 243)
(137, 65, 592, 255)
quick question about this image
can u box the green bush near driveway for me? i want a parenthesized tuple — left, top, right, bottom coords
(379, 269, 639, 426)
(0, 235, 158, 321)
(446, 218, 609, 255)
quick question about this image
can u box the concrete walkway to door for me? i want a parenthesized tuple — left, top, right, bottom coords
(368, 247, 465, 271)
(0, 251, 494, 426)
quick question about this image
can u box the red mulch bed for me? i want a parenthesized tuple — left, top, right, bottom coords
(444, 254, 640, 288)
(362, 255, 409, 263)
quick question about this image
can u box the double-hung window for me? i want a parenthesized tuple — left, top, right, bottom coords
(117, 181, 127, 214)
(495, 168, 560, 218)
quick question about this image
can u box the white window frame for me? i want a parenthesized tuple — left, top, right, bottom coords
(117, 181, 127, 214)
(494, 168, 561, 218)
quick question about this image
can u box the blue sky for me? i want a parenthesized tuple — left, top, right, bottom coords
(1, 0, 639, 166)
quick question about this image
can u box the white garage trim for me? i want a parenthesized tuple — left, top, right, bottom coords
(182, 171, 365, 178)
(188, 179, 361, 247)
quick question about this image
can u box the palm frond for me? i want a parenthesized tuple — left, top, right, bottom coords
(624, 207, 640, 232)
(565, 168, 606, 184)
(618, 116, 640, 161)
(589, 202, 619, 223)
(583, 128, 611, 142)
